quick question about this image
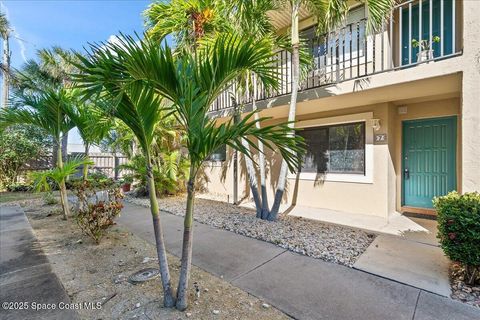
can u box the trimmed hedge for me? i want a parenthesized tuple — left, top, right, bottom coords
(434, 191, 480, 284)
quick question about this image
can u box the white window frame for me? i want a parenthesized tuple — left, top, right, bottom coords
(288, 112, 374, 184)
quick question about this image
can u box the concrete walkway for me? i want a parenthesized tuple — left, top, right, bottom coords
(0, 205, 78, 320)
(354, 234, 451, 297)
(118, 202, 480, 320)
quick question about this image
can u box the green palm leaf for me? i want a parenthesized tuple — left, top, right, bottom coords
(32, 156, 94, 192)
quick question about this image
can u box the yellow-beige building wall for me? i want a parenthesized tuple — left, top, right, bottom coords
(202, 1, 479, 220)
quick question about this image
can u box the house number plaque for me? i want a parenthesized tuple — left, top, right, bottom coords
(374, 133, 387, 144)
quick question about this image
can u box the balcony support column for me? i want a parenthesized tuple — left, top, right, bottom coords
(460, 0, 480, 193)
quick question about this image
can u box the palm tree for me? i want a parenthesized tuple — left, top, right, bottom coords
(36, 47, 78, 163)
(145, 0, 231, 49)
(75, 33, 305, 310)
(32, 156, 93, 193)
(1, 12, 11, 108)
(0, 88, 75, 219)
(64, 94, 112, 180)
(73, 46, 176, 307)
(145, 0, 284, 218)
(13, 47, 80, 166)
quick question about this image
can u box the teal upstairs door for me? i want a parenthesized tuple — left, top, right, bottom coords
(402, 117, 456, 208)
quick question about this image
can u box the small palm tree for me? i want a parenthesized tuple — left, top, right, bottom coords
(32, 156, 93, 193)
(73, 52, 177, 305)
(75, 33, 304, 310)
(0, 88, 75, 219)
(64, 94, 112, 180)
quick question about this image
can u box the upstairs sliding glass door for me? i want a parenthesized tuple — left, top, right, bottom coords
(400, 0, 455, 66)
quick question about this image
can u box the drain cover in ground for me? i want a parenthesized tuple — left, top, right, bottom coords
(128, 268, 160, 284)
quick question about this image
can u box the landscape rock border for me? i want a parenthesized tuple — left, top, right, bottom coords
(124, 195, 376, 267)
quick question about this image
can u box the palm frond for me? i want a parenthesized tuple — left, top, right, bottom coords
(0, 12, 10, 39)
(0, 88, 75, 140)
(32, 156, 93, 192)
(363, 0, 397, 33)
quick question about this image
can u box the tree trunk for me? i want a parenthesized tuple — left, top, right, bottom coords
(52, 140, 59, 168)
(465, 265, 479, 286)
(146, 152, 176, 307)
(82, 143, 90, 181)
(252, 74, 270, 220)
(61, 131, 68, 163)
(231, 94, 262, 216)
(269, 2, 300, 221)
(176, 167, 196, 311)
(241, 138, 261, 217)
(2, 33, 9, 108)
(238, 74, 268, 219)
(57, 140, 70, 220)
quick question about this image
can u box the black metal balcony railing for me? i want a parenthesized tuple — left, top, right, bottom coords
(211, 0, 461, 113)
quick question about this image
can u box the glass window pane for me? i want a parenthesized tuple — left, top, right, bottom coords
(298, 127, 328, 173)
(298, 122, 365, 174)
(328, 123, 365, 173)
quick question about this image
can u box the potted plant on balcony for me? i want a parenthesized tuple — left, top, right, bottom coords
(412, 36, 440, 63)
(120, 174, 133, 193)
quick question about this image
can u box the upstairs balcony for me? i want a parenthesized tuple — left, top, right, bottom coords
(210, 0, 462, 114)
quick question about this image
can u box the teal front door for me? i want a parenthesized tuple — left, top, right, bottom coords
(402, 117, 456, 208)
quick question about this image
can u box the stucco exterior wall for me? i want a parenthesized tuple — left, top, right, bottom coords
(460, 0, 480, 193)
(203, 97, 460, 219)
(203, 0, 479, 220)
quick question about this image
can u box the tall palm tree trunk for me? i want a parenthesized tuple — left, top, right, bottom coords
(146, 152, 176, 307)
(252, 74, 270, 219)
(82, 143, 90, 180)
(57, 139, 70, 220)
(239, 74, 268, 219)
(2, 33, 9, 108)
(61, 132, 68, 163)
(231, 94, 262, 216)
(241, 138, 262, 217)
(176, 167, 196, 310)
(269, 1, 300, 221)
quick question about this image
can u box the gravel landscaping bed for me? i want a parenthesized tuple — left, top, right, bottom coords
(450, 262, 480, 308)
(125, 194, 376, 267)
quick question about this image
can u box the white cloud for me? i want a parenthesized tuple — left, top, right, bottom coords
(1, 1, 28, 63)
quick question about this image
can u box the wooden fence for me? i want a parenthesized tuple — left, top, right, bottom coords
(20, 153, 129, 179)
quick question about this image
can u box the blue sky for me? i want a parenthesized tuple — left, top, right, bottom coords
(1, 0, 152, 145)
(2, 0, 151, 68)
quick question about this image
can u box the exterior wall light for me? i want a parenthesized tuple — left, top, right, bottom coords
(371, 119, 381, 131)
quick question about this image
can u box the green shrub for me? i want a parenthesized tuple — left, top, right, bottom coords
(71, 179, 123, 244)
(66, 175, 115, 190)
(434, 191, 480, 285)
(6, 183, 32, 192)
(0, 125, 53, 189)
(119, 153, 189, 197)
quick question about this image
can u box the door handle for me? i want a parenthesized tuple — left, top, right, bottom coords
(404, 168, 410, 180)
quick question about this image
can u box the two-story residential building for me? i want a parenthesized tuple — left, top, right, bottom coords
(202, 0, 479, 223)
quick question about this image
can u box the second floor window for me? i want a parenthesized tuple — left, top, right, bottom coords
(298, 122, 366, 174)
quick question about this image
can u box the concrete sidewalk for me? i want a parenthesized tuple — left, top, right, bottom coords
(0, 205, 78, 320)
(118, 202, 480, 320)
